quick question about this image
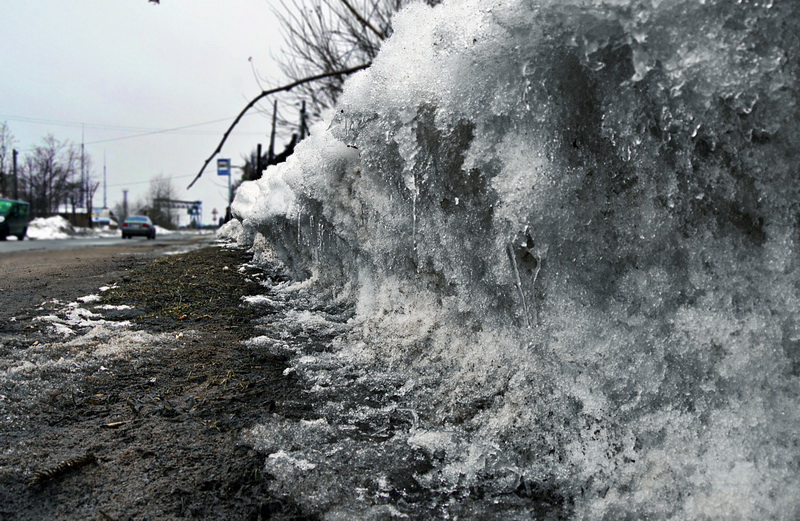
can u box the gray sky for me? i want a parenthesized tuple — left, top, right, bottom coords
(1, 0, 290, 225)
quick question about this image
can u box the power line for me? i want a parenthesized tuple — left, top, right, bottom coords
(0, 113, 268, 144)
(104, 173, 196, 188)
(0, 113, 233, 133)
(85, 117, 267, 144)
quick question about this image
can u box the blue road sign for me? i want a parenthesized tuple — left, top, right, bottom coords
(217, 158, 231, 176)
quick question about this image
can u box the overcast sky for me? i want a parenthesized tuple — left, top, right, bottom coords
(1, 0, 290, 225)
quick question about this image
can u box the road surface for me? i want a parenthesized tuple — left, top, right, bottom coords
(0, 231, 215, 253)
(0, 233, 214, 323)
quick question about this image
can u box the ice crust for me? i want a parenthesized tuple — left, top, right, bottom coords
(234, 0, 800, 517)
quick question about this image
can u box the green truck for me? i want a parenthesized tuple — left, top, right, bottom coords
(0, 198, 30, 240)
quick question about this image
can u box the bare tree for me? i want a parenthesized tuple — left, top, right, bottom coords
(0, 122, 16, 198)
(145, 0, 435, 120)
(146, 174, 177, 228)
(148, 0, 437, 188)
(21, 135, 82, 217)
(263, 0, 440, 147)
(271, 0, 444, 117)
(187, 65, 369, 189)
(274, 0, 385, 110)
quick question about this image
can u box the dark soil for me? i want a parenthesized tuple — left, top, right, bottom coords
(0, 246, 317, 521)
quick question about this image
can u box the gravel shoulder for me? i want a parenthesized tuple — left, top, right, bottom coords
(0, 245, 315, 520)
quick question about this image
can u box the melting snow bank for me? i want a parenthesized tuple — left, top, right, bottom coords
(25, 216, 120, 240)
(227, 0, 800, 518)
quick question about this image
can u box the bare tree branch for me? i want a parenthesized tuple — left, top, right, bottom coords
(273, 0, 398, 114)
(187, 63, 370, 190)
(338, 0, 385, 40)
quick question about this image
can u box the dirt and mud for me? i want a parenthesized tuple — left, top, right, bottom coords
(0, 244, 319, 520)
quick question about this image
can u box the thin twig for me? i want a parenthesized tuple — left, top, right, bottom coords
(187, 63, 371, 190)
(338, 0, 385, 40)
(27, 454, 97, 487)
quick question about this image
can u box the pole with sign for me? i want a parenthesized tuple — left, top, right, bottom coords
(217, 158, 232, 222)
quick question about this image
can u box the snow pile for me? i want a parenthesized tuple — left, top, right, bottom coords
(24, 215, 121, 240)
(153, 224, 178, 236)
(234, 0, 799, 518)
(26, 216, 79, 239)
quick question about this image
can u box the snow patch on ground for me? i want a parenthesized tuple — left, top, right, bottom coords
(241, 295, 279, 306)
(33, 301, 131, 336)
(0, 296, 173, 407)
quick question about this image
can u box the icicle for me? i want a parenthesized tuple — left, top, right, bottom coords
(506, 242, 532, 328)
(296, 211, 302, 244)
(412, 184, 418, 273)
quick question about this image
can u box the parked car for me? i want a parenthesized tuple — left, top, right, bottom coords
(121, 215, 156, 239)
(0, 198, 30, 240)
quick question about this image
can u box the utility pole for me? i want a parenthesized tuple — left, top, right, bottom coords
(268, 99, 277, 164)
(80, 125, 85, 209)
(122, 189, 128, 221)
(12, 148, 18, 200)
(103, 151, 107, 208)
(0, 149, 5, 196)
(256, 143, 263, 178)
(299, 100, 308, 140)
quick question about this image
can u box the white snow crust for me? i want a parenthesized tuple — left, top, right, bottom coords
(234, 0, 800, 518)
(1, 299, 180, 430)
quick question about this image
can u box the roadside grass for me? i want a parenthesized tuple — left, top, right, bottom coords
(102, 246, 266, 331)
